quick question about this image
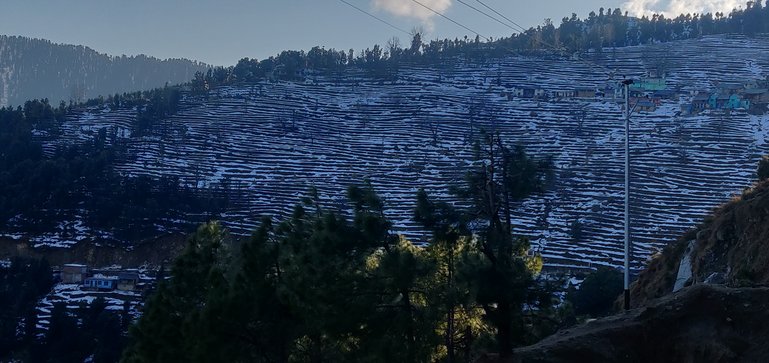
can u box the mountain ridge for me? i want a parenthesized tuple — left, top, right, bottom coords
(0, 35, 209, 107)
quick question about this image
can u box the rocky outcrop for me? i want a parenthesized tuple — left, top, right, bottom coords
(630, 180, 769, 307)
(515, 284, 769, 363)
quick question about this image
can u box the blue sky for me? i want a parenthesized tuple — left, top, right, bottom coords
(0, 0, 743, 66)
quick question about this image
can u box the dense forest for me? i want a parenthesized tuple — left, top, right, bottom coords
(0, 97, 228, 243)
(0, 35, 208, 107)
(121, 133, 563, 363)
(181, 0, 769, 89)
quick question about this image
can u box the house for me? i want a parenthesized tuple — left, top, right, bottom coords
(628, 88, 646, 98)
(61, 264, 87, 284)
(653, 90, 677, 100)
(632, 77, 667, 92)
(726, 94, 749, 109)
(552, 89, 575, 98)
(708, 93, 724, 109)
(716, 82, 743, 94)
(117, 271, 140, 291)
(708, 92, 749, 110)
(83, 274, 119, 290)
(635, 99, 656, 112)
(595, 89, 606, 98)
(743, 88, 769, 104)
(575, 88, 597, 98)
(692, 92, 710, 111)
(517, 87, 545, 99)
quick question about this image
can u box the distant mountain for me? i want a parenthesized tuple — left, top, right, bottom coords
(0, 35, 208, 106)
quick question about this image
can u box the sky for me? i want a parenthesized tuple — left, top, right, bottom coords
(0, 0, 748, 66)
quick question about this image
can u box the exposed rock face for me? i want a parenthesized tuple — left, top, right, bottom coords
(515, 285, 769, 363)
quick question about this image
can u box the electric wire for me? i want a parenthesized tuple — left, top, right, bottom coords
(410, 0, 490, 41)
(469, 0, 617, 77)
(455, 0, 518, 33)
(340, 0, 616, 77)
(473, 0, 530, 34)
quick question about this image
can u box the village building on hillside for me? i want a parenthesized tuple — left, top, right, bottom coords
(692, 92, 711, 112)
(575, 88, 597, 98)
(634, 99, 657, 112)
(709, 93, 750, 110)
(631, 76, 667, 92)
(743, 88, 769, 104)
(61, 264, 87, 284)
(716, 81, 744, 94)
(58, 263, 145, 292)
(653, 89, 678, 100)
(117, 271, 140, 291)
(552, 88, 575, 99)
(513, 86, 546, 99)
(83, 274, 119, 290)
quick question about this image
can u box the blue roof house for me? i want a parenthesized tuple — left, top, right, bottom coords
(84, 275, 118, 290)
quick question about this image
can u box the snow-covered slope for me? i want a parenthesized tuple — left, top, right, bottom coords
(40, 35, 769, 271)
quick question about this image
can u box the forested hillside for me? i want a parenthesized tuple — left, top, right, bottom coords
(0, 35, 207, 107)
(2, 33, 764, 275)
(4, 2, 769, 270)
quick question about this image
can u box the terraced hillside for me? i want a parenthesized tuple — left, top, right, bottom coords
(34, 35, 769, 271)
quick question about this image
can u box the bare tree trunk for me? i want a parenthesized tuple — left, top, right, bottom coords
(446, 247, 455, 363)
(402, 289, 417, 363)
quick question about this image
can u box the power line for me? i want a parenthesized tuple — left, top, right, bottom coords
(410, 0, 490, 41)
(467, 0, 615, 77)
(337, 0, 411, 36)
(455, 0, 517, 33)
(473, 0, 529, 33)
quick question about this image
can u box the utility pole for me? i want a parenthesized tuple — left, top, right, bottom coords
(622, 79, 634, 311)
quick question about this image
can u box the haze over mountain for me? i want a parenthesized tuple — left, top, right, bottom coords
(0, 35, 208, 107)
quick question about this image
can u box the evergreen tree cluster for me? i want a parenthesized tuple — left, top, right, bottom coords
(0, 98, 227, 243)
(122, 136, 569, 363)
(182, 1, 769, 89)
(0, 257, 53, 360)
(20, 297, 130, 363)
(566, 267, 624, 317)
(0, 35, 208, 107)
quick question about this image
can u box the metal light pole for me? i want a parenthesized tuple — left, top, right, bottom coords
(622, 79, 634, 311)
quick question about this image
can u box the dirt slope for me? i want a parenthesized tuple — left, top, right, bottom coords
(630, 179, 769, 307)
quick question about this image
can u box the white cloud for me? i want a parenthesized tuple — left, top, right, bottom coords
(372, 0, 452, 28)
(623, 0, 743, 17)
